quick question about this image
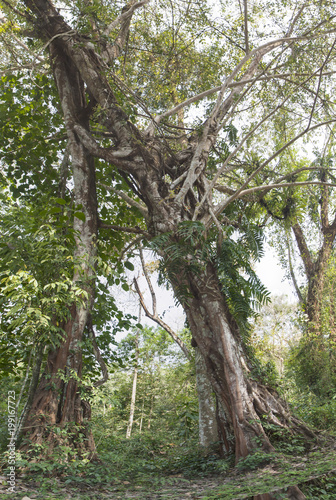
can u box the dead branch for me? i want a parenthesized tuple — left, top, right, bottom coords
(133, 276, 191, 360)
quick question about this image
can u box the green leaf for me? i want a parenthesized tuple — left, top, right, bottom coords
(49, 207, 62, 214)
(124, 261, 134, 271)
(74, 211, 86, 222)
(55, 198, 67, 205)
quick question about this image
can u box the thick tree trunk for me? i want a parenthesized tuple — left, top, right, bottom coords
(174, 263, 314, 460)
(194, 347, 218, 452)
(167, 262, 314, 499)
(20, 46, 98, 458)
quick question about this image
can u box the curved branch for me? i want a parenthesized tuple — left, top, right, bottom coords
(233, 180, 336, 198)
(117, 236, 143, 265)
(151, 29, 336, 128)
(133, 277, 191, 360)
(149, 70, 336, 131)
(212, 119, 336, 220)
(103, 0, 150, 37)
(193, 64, 322, 220)
(292, 222, 314, 277)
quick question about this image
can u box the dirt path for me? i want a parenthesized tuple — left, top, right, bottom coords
(1, 449, 336, 500)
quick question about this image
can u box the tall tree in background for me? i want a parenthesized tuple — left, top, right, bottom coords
(260, 144, 336, 397)
(2, 1, 336, 497)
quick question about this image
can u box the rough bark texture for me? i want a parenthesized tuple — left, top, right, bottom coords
(21, 38, 98, 457)
(172, 263, 315, 465)
(194, 347, 218, 452)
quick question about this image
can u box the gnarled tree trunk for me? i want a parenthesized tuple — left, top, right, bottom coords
(172, 262, 314, 464)
(21, 45, 98, 458)
(165, 259, 313, 499)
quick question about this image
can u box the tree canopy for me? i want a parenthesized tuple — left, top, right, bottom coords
(1, 1, 336, 499)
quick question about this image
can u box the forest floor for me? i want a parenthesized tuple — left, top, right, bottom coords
(1, 447, 336, 500)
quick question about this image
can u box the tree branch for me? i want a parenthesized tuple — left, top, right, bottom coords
(0, 17, 45, 62)
(285, 4, 306, 37)
(174, 47, 268, 207)
(285, 230, 304, 303)
(192, 60, 329, 220)
(243, 0, 249, 53)
(212, 119, 336, 220)
(133, 277, 191, 360)
(99, 221, 151, 239)
(103, 0, 150, 37)
(150, 26, 336, 130)
(292, 222, 314, 277)
(99, 182, 148, 217)
(148, 70, 336, 131)
(139, 245, 157, 316)
(118, 236, 143, 263)
(231, 180, 336, 199)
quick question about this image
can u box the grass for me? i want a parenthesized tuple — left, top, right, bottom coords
(1, 430, 336, 500)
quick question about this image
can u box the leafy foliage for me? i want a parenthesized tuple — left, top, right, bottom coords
(151, 219, 270, 329)
(0, 192, 78, 375)
(0, 73, 66, 202)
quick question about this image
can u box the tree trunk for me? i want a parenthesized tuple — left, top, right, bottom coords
(139, 398, 145, 434)
(20, 45, 98, 458)
(194, 347, 218, 452)
(126, 334, 139, 439)
(291, 221, 336, 327)
(175, 263, 314, 460)
(168, 261, 313, 498)
(126, 365, 138, 438)
(148, 393, 154, 430)
(291, 222, 336, 395)
(15, 343, 44, 443)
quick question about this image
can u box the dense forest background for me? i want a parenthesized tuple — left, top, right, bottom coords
(1, 0, 336, 498)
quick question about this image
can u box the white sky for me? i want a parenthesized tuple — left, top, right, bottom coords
(255, 244, 297, 302)
(115, 244, 297, 341)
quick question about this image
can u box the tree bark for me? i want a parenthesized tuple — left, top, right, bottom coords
(15, 343, 44, 443)
(170, 263, 314, 461)
(194, 347, 218, 452)
(126, 335, 139, 439)
(168, 262, 312, 499)
(20, 43, 98, 458)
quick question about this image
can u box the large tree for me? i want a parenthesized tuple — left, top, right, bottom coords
(2, 0, 336, 497)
